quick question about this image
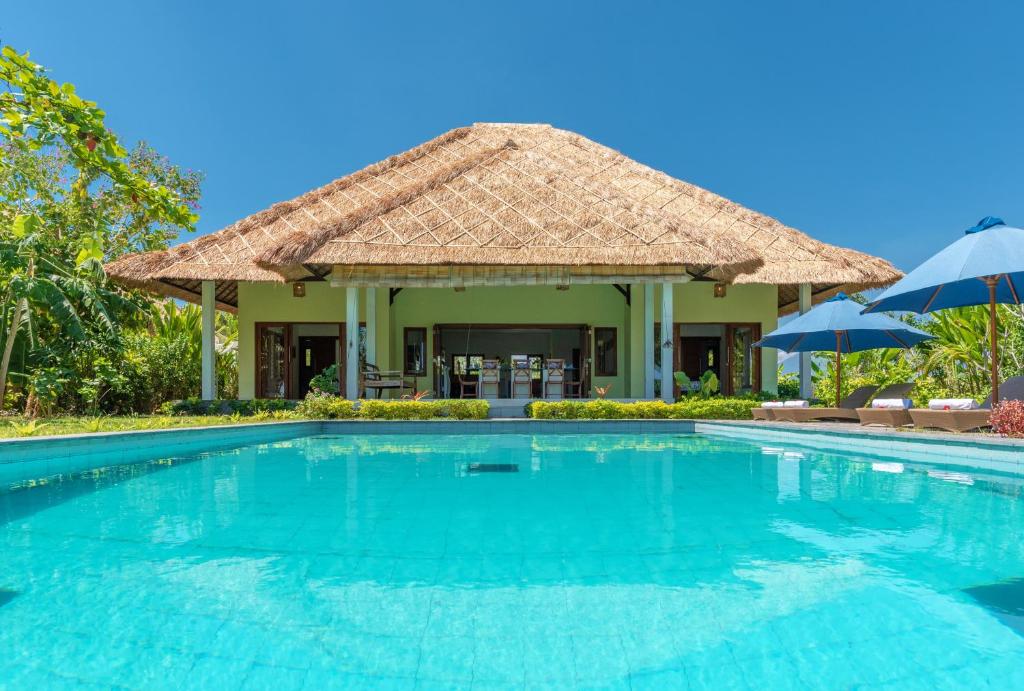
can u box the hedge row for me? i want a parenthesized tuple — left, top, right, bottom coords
(160, 397, 490, 421)
(294, 396, 490, 421)
(527, 398, 758, 420)
(359, 399, 489, 420)
(159, 398, 298, 416)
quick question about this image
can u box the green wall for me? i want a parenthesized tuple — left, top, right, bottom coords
(237, 282, 378, 399)
(236, 280, 778, 399)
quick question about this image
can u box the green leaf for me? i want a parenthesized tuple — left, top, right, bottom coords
(11, 214, 39, 238)
(75, 234, 104, 267)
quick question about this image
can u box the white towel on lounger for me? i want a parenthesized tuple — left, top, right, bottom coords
(761, 401, 785, 408)
(871, 398, 913, 409)
(927, 398, 979, 410)
(783, 400, 809, 408)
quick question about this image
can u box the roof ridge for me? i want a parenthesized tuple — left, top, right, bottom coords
(256, 140, 519, 266)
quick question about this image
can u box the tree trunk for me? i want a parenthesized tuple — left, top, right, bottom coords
(0, 298, 25, 411)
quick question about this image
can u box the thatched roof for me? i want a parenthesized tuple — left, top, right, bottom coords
(106, 123, 900, 312)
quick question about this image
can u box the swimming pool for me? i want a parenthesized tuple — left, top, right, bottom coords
(2, 431, 1023, 688)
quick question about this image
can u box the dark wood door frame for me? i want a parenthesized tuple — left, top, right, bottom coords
(724, 323, 762, 397)
(255, 322, 344, 399)
(655, 321, 763, 397)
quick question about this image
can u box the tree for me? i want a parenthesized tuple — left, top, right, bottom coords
(0, 45, 201, 410)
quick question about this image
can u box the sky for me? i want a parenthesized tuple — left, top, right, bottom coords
(4, 0, 1023, 272)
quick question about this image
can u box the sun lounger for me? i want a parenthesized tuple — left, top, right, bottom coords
(908, 376, 1024, 433)
(752, 401, 787, 420)
(752, 400, 809, 420)
(854, 383, 915, 428)
(772, 386, 878, 422)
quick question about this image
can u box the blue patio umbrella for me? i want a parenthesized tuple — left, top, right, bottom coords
(863, 217, 1024, 402)
(756, 293, 932, 404)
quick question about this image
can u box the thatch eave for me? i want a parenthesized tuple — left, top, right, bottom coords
(103, 122, 901, 314)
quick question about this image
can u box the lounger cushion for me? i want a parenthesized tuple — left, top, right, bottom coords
(871, 398, 913, 409)
(761, 401, 785, 408)
(928, 398, 979, 410)
(783, 400, 809, 408)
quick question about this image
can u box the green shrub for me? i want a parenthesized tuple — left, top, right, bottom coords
(777, 368, 801, 399)
(309, 364, 340, 395)
(358, 399, 489, 420)
(443, 399, 490, 420)
(159, 398, 298, 416)
(671, 398, 758, 419)
(294, 392, 357, 419)
(529, 398, 757, 420)
(359, 400, 437, 420)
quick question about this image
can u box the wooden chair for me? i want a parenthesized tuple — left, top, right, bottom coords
(564, 362, 584, 398)
(510, 355, 532, 399)
(361, 364, 416, 399)
(544, 358, 566, 399)
(480, 359, 500, 398)
(459, 374, 479, 399)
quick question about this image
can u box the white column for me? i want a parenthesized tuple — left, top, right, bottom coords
(798, 283, 813, 399)
(346, 287, 359, 400)
(644, 284, 655, 399)
(365, 287, 377, 366)
(660, 282, 674, 403)
(201, 280, 216, 400)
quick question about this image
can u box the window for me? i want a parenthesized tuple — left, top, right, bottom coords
(404, 327, 427, 375)
(452, 354, 484, 375)
(594, 327, 617, 376)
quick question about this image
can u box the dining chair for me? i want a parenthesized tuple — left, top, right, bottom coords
(544, 358, 566, 399)
(510, 355, 532, 398)
(480, 359, 500, 398)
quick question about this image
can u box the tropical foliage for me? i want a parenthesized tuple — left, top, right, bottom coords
(1, 45, 223, 416)
(991, 400, 1024, 438)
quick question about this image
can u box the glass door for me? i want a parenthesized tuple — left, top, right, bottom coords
(726, 324, 760, 396)
(257, 324, 290, 398)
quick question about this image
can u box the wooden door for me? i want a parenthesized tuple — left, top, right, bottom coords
(256, 323, 292, 398)
(679, 337, 721, 383)
(433, 325, 442, 397)
(724, 324, 761, 396)
(582, 326, 592, 397)
(298, 336, 338, 397)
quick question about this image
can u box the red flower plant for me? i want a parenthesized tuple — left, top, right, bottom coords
(990, 400, 1024, 438)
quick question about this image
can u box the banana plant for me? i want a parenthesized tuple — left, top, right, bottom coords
(0, 214, 135, 409)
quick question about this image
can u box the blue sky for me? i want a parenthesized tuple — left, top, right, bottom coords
(5, 0, 1023, 271)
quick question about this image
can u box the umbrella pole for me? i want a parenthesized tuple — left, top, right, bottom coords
(988, 277, 999, 404)
(835, 332, 842, 407)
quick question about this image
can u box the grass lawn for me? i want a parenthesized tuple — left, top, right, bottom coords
(0, 414, 300, 439)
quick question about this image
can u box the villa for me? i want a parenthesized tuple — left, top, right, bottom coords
(106, 123, 899, 403)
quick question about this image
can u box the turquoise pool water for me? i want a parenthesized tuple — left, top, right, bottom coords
(2, 432, 1024, 689)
